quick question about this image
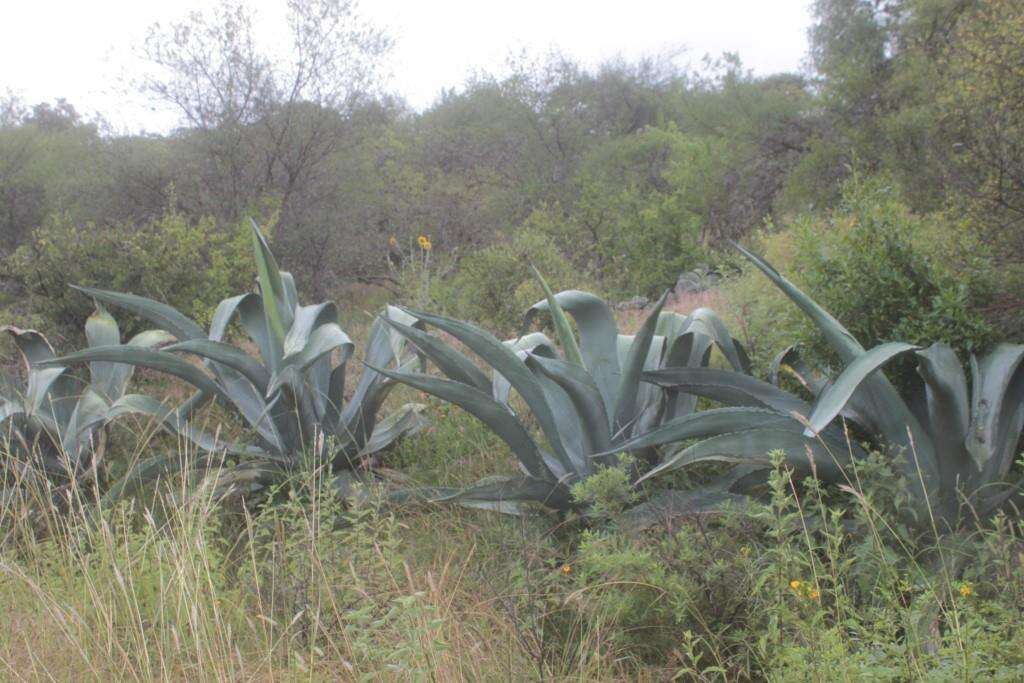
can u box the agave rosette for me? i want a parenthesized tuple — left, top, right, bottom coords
(626, 244, 1024, 528)
(372, 269, 751, 514)
(1, 309, 173, 504)
(41, 222, 427, 505)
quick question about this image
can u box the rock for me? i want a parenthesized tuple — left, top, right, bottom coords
(674, 265, 721, 296)
(615, 295, 650, 310)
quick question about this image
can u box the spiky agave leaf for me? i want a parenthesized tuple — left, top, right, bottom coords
(733, 242, 940, 494)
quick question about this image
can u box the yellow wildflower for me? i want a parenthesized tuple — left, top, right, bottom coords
(959, 582, 973, 597)
(561, 564, 572, 575)
(417, 235, 432, 251)
(388, 236, 398, 248)
(809, 589, 820, 601)
(789, 579, 801, 590)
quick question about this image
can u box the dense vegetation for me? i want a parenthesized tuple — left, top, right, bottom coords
(2, 0, 1024, 679)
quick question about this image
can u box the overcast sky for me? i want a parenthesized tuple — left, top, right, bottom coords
(1, 0, 812, 134)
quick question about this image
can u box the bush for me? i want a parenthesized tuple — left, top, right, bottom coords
(537, 126, 714, 299)
(791, 175, 993, 375)
(433, 227, 587, 336)
(5, 206, 253, 339)
(723, 175, 995, 380)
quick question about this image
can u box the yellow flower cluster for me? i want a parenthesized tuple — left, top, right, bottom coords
(561, 564, 572, 575)
(417, 234, 432, 251)
(959, 582, 973, 597)
(789, 579, 820, 601)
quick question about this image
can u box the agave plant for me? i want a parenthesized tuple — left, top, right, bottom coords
(372, 270, 750, 514)
(616, 244, 1024, 529)
(41, 222, 427, 504)
(1, 309, 173, 506)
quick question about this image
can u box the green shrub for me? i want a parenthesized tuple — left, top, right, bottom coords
(723, 175, 994, 380)
(433, 227, 586, 336)
(5, 206, 253, 338)
(792, 176, 993, 361)
(535, 126, 714, 299)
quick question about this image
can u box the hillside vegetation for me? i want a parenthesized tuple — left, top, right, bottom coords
(2, 1, 1023, 680)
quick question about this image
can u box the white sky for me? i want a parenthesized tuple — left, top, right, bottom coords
(0, 0, 812, 134)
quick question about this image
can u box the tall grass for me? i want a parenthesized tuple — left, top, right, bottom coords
(1, 405, 1022, 681)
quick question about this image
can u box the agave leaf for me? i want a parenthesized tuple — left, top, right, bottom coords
(382, 305, 423, 363)
(685, 308, 751, 373)
(104, 393, 265, 457)
(249, 220, 289, 368)
(769, 346, 830, 395)
(525, 352, 611, 456)
(361, 402, 429, 455)
(528, 356, 592, 476)
(733, 243, 862, 360)
(283, 303, 340, 357)
(615, 291, 669, 434)
(168, 339, 271, 393)
(235, 293, 275, 367)
(269, 323, 354, 395)
(488, 335, 591, 475)
(530, 266, 585, 367)
(2, 326, 56, 366)
(24, 366, 76, 418)
(804, 342, 921, 437)
(333, 315, 403, 447)
(209, 294, 250, 342)
(638, 426, 854, 485)
(616, 330, 668, 434)
(378, 316, 490, 392)
(915, 344, 973, 486)
(60, 388, 111, 465)
(643, 367, 811, 417)
(605, 407, 799, 456)
(426, 474, 571, 512)
(84, 304, 123, 400)
(3, 327, 80, 428)
(968, 344, 1024, 481)
(71, 286, 203, 342)
(42, 346, 227, 404)
(493, 332, 557, 406)
(369, 366, 550, 480)
(734, 242, 938, 491)
(401, 308, 574, 474)
(526, 290, 621, 418)
(280, 271, 300, 317)
(127, 329, 176, 349)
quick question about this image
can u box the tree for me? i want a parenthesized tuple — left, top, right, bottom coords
(141, 0, 391, 289)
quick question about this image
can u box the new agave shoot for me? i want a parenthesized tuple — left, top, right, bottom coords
(373, 269, 750, 514)
(42, 222, 427, 505)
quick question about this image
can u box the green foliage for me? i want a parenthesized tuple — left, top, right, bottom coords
(723, 175, 995, 380)
(433, 226, 584, 336)
(542, 125, 713, 297)
(791, 176, 993, 368)
(6, 205, 253, 338)
(570, 456, 637, 519)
